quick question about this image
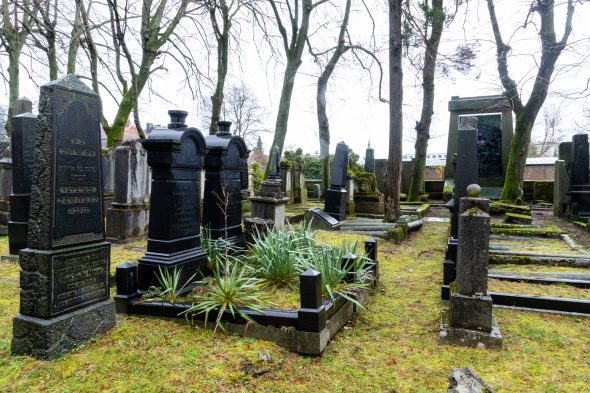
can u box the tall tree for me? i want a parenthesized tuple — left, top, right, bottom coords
(0, 0, 35, 133)
(261, 0, 328, 177)
(97, 0, 202, 147)
(487, 0, 577, 202)
(384, 0, 403, 221)
(205, 0, 242, 135)
(406, 0, 445, 202)
(309, 0, 385, 193)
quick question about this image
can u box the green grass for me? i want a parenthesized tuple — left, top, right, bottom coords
(0, 224, 589, 392)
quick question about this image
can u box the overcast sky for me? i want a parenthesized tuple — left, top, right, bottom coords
(2, 0, 589, 161)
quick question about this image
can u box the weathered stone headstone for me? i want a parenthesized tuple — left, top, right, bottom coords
(249, 146, 289, 229)
(106, 139, 150, 241)
(441, 184, 502, 349)
(280, 162, 293, 204)
(101, 148, 116, 214)
(137, 110, 208, 290)
(7, 111, 37, 254)
(11, 75, 115, 360)
(202, 121, 249, 249)
(324, 141, 349, 221)
(364, 141, 375, 174)
(447, 368, 496, 393)
(554, 160, 569, 216)
(14, 96, 33, 115)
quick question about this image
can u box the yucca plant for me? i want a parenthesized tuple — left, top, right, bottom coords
(201, 227, 236, 270)
(181, 258, 265, 332)
(297, 243, 372, 309)
(248, 229, 304, 288)
(155, 266, 196, 304)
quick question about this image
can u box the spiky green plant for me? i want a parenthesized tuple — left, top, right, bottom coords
(155, 266, 196, 304)
(248, 229, 305, 288)
(297, 242, 372, 309)
(181, 259, 265, 332)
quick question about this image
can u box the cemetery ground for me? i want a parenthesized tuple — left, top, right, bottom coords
(0, 217, 589, 392)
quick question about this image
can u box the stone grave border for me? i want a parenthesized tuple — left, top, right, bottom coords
(442, 227, 590, 315)
(115, 238, 378, 355)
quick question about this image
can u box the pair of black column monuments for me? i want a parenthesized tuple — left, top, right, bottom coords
(10, 76, 249, 359)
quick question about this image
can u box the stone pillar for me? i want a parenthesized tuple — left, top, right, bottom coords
(280, 163, 293, 204)
(0, 157, 12, 235)
(101, 148, 116, 215)
(554, 160, 569, 216)
(6, 111, 37, 256)
(364, 141, 375, 173)
(441, 184, 502, 349)
(324, 141, 349, 221)
(137, 110, 208, 290)
(106, 140, 150, 241)
(11, 75, 115, 360)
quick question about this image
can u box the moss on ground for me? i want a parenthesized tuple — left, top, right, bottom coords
(490, 263, 590, 274)
(490, 237, 576, 255)
(0, 224, 589, 392)
(488, 279, 590, 300)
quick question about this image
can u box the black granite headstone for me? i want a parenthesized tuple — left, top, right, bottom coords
(11, 75, 115, 360)
(202, 121, 249, 249)
(137, 110, 208, 290)
(570, 134, 589, 186)
(7, 112, 37, 254)
(324, 141, 349, 221)
(268, 146, 281, 181)
(450, 123, 479, 239)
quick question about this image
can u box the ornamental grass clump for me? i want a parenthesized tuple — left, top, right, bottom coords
(298, 241, 373, 308)
(182, 257, 265, 332)
(248, 230, 303, 288)
(154, 266, 197, 304)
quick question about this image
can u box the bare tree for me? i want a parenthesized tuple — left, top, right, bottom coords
(308, 0, 386, 193)
(528, 104, 563, 157)
(255, 0, 329, 178)
(384, 0, 403, 222)
(406, 0, 445, 202)
(487, 0, 577, 202)
(94, 0, 204, 147)
(0, 0, 36, 133)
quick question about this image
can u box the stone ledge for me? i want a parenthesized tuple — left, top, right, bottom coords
(11, 299, 116, 360)
(439, 311, 502, 350)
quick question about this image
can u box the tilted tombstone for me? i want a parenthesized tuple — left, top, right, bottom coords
(137, 110, 208, 290)
(202, 121, 249, 249)
(7, 111, 37, 254)
(106, 139, 150, 240)
(11, 75, 115, 360)
(324, 141, 349, 221)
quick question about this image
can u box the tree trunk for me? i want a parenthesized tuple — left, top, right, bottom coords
(6, 49, 21, 135)
(48, 31, 58, 81)
(407, 0, 444, 202)
(384, 0, 403, 222)
(318, 79, 330, 193)
(208, 7, 230, 136)
(67, 3, 82, 75)
(264, 59, 301, 177)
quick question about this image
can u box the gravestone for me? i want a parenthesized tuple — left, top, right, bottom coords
(364, 141, 375, 174)
(450, 122, 479, 239)
(7, 109, 37, 255)
(202, 121, 249, 249)
(280, 162, 293, 203)
(324, 141, 349, 221)
(567, 134, 590, 220)
(304, 208, 340, 230)
(443, 95, 513, 200)
(11, 75, 115, 360)
(441, 184, 502, 349)
(106, 139, 150, 241)
(101, 148, 116, 214)
(137, 110, 208, 290)
(249, 146, 289, 228)
(448, 368, 496, 393)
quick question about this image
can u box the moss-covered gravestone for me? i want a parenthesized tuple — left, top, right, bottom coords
(11, 75, 115, 360)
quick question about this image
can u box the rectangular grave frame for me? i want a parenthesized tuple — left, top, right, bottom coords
(50, 85, 104, 248)
(441, 231, 590, 315)
(116, 239, 378, 355)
